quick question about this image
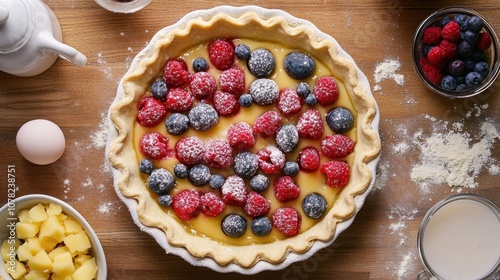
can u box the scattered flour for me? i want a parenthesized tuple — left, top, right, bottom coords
(397, 253, 413, 279)
(388, 206, 418, 247)
(89, 112, 109, 150)
(373, 58, 405, 91)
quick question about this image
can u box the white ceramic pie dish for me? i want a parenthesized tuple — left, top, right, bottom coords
(0, 194, 107, 279)
(105, 5, 380, 274)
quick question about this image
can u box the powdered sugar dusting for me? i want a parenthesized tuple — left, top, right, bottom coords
(373, 58, 405, 91)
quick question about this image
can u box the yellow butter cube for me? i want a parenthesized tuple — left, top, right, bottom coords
(46, 203, 63, 217)
(39, 216, 65, 243)
(64, 217, 83, 234)
(53, 251, 75, 275)
(16, 222, 40, 239)
(64, 231, 91, 254)
(74, 254, 92, 269)
(18, 209, 30, 222)
(28, 204, 48, 223)
(24, 269, 50, 280)
(52, 273, 73, 280)
(5, 259, 27, 279)
(16, 242, 33, 262)
(72, 257, 97, 280)
(28, 249, 52, 272)
(39, 236, 59, 253)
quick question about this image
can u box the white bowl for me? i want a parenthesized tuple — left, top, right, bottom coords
(0, 194, 107, 279)
(106, 5, 380, 274)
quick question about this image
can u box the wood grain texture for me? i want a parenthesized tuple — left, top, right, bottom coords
(1, 0, 499, 279)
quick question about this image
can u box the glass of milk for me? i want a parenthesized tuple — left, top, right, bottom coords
(417, 194, 500, 280)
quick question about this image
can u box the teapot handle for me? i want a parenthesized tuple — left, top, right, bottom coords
(38, 33, 87, 67)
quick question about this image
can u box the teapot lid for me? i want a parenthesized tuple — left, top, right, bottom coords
(0, 0, 34, 54)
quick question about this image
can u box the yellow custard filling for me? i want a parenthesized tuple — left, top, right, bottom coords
(132, 38, 357, 246)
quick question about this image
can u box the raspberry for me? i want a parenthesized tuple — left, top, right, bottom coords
(420, 57, 443, 85)
(189, 71, 217, 100)
(165, 88, 194, 112)
(274, 176, 300, 202)
(136, 97, 167, 127)
(139, 132, 172, 160)
(208, 39, 235, 71)
(439, 40, 457, 61)
(320, 134, 355, 158)
(441, 21, 460, 43)
(422, 26, 442, 45)
(199, 192, 225, 217)
(427, 46, 446, 66)
(219, 67, 245, 95)
(277, 88, 303, 115)
(163, 59, 190, 88)
(203, 140, 233, 169)
(227, 122, 256, 150)
(257, 146, 286, 175)
(172, 196, 197, 219)
(221, 175, 248, 206)
(320, 160, 350, 188)
(476, 32, 492, 51)
(272, 207, 301, 236)
(172, 189, 200, 221)
(298, 147, 320, 171)
(296, 109, 324, 139)
(175, 136, 204, 166)
(253, 111, 282, 139)
(213, 90, 240, 116)
(313, 76, 339, 106)
(244, 191, 270, 217)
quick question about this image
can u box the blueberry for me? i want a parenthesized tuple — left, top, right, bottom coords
(139, 158, 154, 174)
(455, 75, 466, 85)
(192, 57, 209, 72)
(248, 48, 276, 78)
(233, 152, 258, 179)
(305, 93, 318, 106)
(173, 163, 189, 179)
(296, 82, 311, 99)
(453, 14, 468, 29)
(283, 161, 299, 177)
(465, 71, 484, 87)
(188, 164, 211, 186)
(457, 41, 473, 57)
(464, 58, 476, 72)
(251, 216, 272, 237)
(222, 214, 247, 238)
(147, 168, 175, 195)
(472, 50, 486, 62)
(209, 174, 225, 190)
(235, 44, 251, 61)
(456, 83, 468, 91)
(467, 16, 484, 32)
(440, 75, 457, 91)
(249, 174, 269, 192)
(284, 51, 316, 80)
(439, 16, 451, 28)
(275, 124, 299, 153)
(474, 61, 489, 77)
(158, 194, 172, 207)
(249, 78, 279, 106)
(302, 193, 327, 219)
(463, 30, 479, 44)
(188, 103, 218, 131)
(165, 113, 189, 136)
(448, 59, 465, 76)
(239, 93, 253, 107)
(326, 107, 354, 133)
(151, 79, 167, 100)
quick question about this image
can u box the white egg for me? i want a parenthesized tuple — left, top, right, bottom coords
(16, 119, 66, 165)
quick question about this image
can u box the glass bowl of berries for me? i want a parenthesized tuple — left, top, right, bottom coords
(412, 7, 500, 98)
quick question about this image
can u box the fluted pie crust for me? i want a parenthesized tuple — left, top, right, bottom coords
(107, 9, 381, 268)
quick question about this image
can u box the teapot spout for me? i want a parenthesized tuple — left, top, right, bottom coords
(39, 33, 87, 67)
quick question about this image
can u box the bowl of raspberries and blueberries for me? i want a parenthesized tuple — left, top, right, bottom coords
(412, 6, 499, 98)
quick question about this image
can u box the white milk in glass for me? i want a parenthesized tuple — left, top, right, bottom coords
(420, 198, 500, 280)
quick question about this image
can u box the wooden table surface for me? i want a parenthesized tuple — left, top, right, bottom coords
(1, 0, 499, 279)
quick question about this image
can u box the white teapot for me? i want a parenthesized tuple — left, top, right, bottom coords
(0, 0, 87, 77)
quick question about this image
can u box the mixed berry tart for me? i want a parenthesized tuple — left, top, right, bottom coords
(108, 7, 380, 269)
